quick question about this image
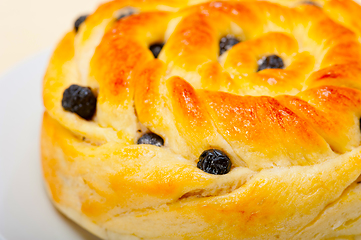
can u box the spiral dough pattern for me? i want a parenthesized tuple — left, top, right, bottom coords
(42, 0, 361, 239)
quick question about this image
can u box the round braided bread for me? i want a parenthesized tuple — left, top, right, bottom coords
(42, 0, 361, 239)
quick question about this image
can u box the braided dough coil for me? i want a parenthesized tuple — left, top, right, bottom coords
(42, 0, 361, 239)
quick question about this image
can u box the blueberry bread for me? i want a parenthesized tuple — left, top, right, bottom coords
(41, 0, 361, 239)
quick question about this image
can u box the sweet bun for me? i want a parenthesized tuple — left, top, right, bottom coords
(41, 0, 361, 239)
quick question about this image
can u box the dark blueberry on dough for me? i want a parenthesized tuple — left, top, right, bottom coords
(149, 43, 164, 58)
(197, 149, 232, 175)
(301, 1, 320, 7)
(74, 15, 88, 32)
(117, 9, 136, 20)
(219, 36, 241, 55)
(257, 55, 285, 72)
(137, 133, 164, 147)
(62, 84, 97, 120)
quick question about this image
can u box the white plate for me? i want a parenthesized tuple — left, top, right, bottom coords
(0, 50, 100, 240)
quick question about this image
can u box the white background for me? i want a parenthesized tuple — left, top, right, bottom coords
(0, 0, 105, 75)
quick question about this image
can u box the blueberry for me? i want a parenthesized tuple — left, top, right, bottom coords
(74, 15, 88, 33)
(117, 9, 136, 20)
(257, 55, 285, 72)
(219, 36, 241, 55)
(301, 1, 320, 7)
(62, 84, 97, 120)
(197, 149, 232, 175)
(149, 43, 164, 58)
(137, 133, 164, 147)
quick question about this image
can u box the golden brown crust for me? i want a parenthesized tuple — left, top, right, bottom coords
(42, 0, 361, 239)
(42, 111, 361, 239)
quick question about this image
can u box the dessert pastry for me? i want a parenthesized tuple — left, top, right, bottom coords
(41, 0, 361, 239)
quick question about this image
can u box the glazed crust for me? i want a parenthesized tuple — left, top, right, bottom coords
(42, 0, 361, 239)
